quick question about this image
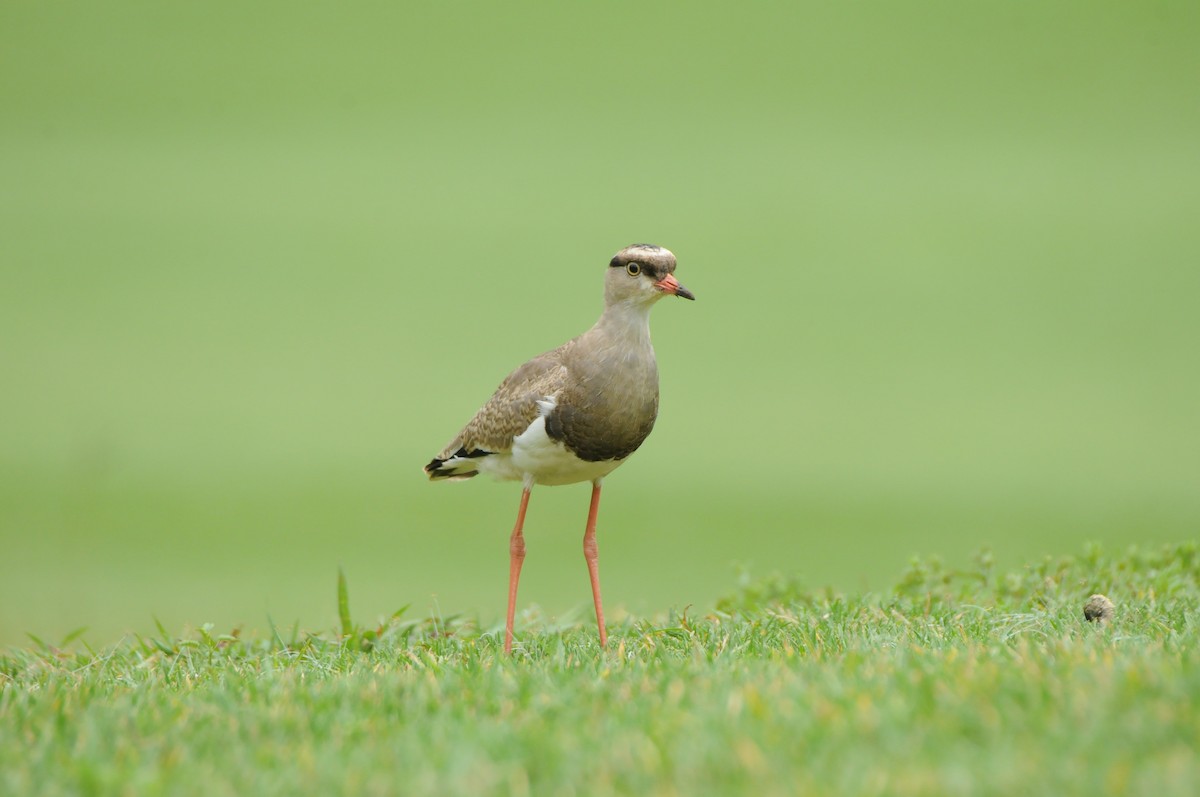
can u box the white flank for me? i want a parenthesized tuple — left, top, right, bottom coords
(476, 395, 624, 486)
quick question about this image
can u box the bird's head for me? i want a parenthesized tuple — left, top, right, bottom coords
(605, 244, 695, 307)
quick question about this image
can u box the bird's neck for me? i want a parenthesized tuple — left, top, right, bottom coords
(592, 299, 654, 349)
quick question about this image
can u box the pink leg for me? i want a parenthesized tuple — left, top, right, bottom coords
(505, 486, 531, 655)
(583, 480, 608, 647)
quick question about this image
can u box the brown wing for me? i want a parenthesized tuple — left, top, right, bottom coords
(424, 343, 573, 479)
(451, 352, 570, 455)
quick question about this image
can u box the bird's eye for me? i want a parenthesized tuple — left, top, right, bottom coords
(626, 262, 641, 276)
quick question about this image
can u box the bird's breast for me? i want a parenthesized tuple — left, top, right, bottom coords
(544, 357, 659, 463)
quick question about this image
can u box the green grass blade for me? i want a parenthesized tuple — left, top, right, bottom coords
(337, 567, 354, 641)
(58, 627, 88, 648)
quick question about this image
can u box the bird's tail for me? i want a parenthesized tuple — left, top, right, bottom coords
(423, 447, 489, 481)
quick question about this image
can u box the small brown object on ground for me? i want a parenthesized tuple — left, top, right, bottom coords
(1084, 594, 1115, 624)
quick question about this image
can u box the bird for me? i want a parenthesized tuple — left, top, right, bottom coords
(424, 243, 694, 654)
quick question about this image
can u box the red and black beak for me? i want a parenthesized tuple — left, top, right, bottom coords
(654, 273, 696, 300)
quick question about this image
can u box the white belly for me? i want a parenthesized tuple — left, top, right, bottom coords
(479, 415, 624, 486)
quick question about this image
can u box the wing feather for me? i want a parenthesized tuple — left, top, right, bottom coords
(424, 344, 573, 480)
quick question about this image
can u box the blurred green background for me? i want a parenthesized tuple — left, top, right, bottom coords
(2, 1, 1197, 646)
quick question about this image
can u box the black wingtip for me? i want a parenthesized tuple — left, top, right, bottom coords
(424, 461, 480, 481)
(424, 447, 490, 480)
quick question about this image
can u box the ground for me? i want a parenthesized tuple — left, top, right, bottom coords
(3, 544, 1197, 796)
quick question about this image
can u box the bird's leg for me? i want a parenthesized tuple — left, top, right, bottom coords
(583, 479, 608, 647)
(505, 484, 531, 655)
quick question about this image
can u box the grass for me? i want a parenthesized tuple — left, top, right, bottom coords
(3, 543, 1198, 796)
